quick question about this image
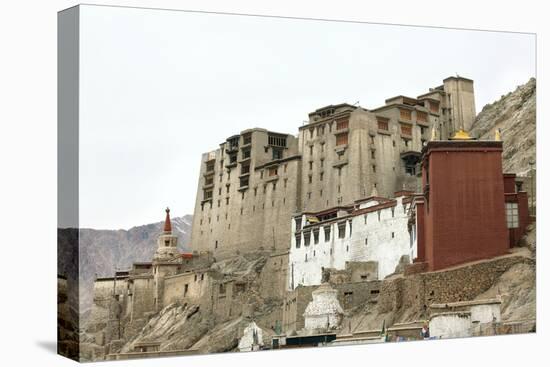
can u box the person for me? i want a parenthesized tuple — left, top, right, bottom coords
(421, 323, 430, 339)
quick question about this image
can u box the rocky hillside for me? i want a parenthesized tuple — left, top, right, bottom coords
(58, 215, 193, 312)
(471, 78, 536, 174)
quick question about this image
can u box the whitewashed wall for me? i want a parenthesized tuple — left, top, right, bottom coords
(288, 196, 415, 290)
(470, 303, 501, 324)
(430, 313, 473, 339)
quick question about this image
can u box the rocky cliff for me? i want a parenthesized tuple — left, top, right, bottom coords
(471, 78, 536, 174)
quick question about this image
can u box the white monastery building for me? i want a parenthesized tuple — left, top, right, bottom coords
(288, 192, 417, 290)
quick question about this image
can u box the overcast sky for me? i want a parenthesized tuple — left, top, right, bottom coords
(77, 5, 535, 230)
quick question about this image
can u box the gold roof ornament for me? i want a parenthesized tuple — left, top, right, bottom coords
(450, 128, 474, 140)
(306, 216, 320, 223)
(431, 126, 437, 141)
(495, 128, 502, 141)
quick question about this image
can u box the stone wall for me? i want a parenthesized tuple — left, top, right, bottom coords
(377, 255, 534, 317)
(163, 270, 211, 307)
(190, 129, 301, 260)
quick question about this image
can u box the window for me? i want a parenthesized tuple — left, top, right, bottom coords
(268, 134, 287, 147)
(242, 148, 251, 159)
(506, 202, 519, 228)
(317, 125, 325, 136)
(229, 153, 237, 164)
(338, 222, 346, 239)
(295, 234, 301, 248)
(391, 232, 395, 239)
(377, 118, 389, 131)
(324, 226, 331, 241)
(273, 182, 276, 190)
(240, 176, 249, 187)
(313, 228, 319, 244)
(417, 110, 428, 122)
(184, 284, 189, 297)
(348, 220, 352, 236)
(401, 124, 412, 136)
(372, 165, 376, 173)
(206, 161, 215, 172)
(336, 132, 349, 146)
(309, 146, 314, 155)
(204, 189, 213, 200)
(320, 172, 324, 181)
(371, 150, 375, 159)
(219, 284, 226, 295)
(268, 167, 278, 176)
(164, 239, 170, 247)
(295, 217, 302, 231)
(304, 231, 311, 246)
(309, 161, 313, 170)
(243, 133, 252, 145)
(308, 175, 313, 184)
(429, 101, 440, 113)
(241, 163, 250, 175)
(399, 108, 412, 120)
(205, 176, 214, 186)
(226, 197, 229, 205)
(364, 215, 367, 225)
(365, 237, 368, 246)
(336, 118, 349, 130)
(272, 148, 283, 160)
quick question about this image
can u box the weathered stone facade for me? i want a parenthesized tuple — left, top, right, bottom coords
(190, 77, 477, 259)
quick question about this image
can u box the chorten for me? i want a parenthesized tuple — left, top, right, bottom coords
(303, 283, 344, 331)
(153, 208, 181, 262)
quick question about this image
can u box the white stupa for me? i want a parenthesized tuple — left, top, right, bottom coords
(303, 283, 344, 330)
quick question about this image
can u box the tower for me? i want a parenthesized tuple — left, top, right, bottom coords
(443, 76, 476, 133)
(153, 208, 180, 262)
(416, 133, 509, 271)
(152, 207, 181, 311)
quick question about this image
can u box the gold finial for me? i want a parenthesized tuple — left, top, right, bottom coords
(431, 126, 437, 141)
(450, 129, 474, 140)
(495, 128, 501, 141)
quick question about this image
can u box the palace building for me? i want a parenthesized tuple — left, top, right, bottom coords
(190, 76, 478, 258)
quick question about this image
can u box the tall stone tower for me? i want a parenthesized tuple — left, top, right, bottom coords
(443, 76, 476, 132)
(152, 208, 181, 311)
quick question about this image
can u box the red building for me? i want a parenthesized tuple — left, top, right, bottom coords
(413, 136, 530, 271)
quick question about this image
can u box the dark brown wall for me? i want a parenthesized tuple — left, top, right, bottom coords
(422, 142, 509, 271)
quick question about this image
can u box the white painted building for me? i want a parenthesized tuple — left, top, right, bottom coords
(429, 299, 502, 339)
(429, 311, 473, 339)
(288, 194, 416, 290)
